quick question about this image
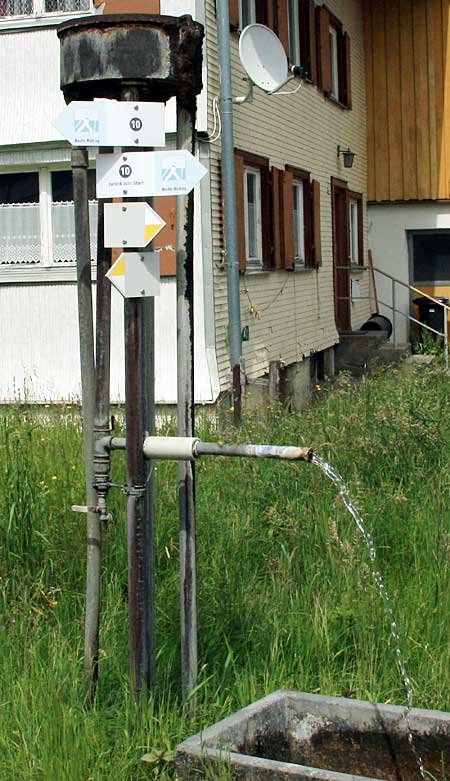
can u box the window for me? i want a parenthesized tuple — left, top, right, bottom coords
(234, 150, 270, 271)
(412, 232, 450, 284)
(317, 6, 352, 108)
(287, 0, 301, 65)
(329, 25, 339, 100)
(239, 0, 255, 29)
(0, 0, 89, 19)
(0, 169, 97, 269)
(348, 191, 363, 267)
(244, 167, 262, 265)
(293, 180, 305, 266)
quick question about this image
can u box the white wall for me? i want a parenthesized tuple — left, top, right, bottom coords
(368, 202, 450, 344)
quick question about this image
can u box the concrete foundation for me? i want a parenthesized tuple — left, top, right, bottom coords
(175, 690, 450, 780)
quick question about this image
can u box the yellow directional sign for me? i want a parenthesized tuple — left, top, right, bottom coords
(106, 252, 160, 299)
(104, 202, 166, 248)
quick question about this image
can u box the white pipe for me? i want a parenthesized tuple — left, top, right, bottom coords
(143, 436, 199, 461)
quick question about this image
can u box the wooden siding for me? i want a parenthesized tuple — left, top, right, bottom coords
(364, 0, 450, 202)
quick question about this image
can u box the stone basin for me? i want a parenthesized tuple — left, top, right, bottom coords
(175, 690, 450, 780)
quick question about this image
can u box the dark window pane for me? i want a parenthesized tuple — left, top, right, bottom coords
(51, 169, 96, 202)
(0, 172, 39, 204)
(44, 0, 88, 11)
(0, 0, 33, 16)
(413, 233, 450, 282)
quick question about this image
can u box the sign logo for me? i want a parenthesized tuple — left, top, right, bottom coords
(161, 155, 187, 183)
(74, 109, 100, 135)
(119, 164, 132, 178)
(129, 117, 143, 132)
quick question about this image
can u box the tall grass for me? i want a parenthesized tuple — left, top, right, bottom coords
(1, 365, 449, 779)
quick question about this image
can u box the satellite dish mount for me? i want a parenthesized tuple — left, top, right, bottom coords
(237, 24, 302, 102)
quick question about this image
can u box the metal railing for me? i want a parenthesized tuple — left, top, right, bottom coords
(337, 264, 450, 369)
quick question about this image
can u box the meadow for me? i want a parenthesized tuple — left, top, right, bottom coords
(1, 364, 449, 780)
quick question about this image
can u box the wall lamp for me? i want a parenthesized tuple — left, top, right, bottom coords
(337, 146, 356, 168)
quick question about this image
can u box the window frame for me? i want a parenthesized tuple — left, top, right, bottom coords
(239, 0, 256, 29)
(287, 0, 301, 66)
(243, 165, 263, 267)
(0, 0, 93, 29)
(292, 178, 306, 267)
(317, 5, 351, 109)
(234, 149, 271, 272)
(0, 165, 97, 274)
(285, 165, 317, 270)
(348, 189, 363, 268)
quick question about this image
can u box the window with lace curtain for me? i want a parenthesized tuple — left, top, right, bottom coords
(0, 0, 89, 18)
(0, 169, 97, 269)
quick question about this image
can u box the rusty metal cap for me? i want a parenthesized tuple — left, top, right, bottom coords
(58, 14, 204, 103)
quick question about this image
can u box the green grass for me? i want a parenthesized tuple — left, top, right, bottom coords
(1, 365, 450, 779)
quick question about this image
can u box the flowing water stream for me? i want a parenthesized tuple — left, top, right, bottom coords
(311, 453, 428, 780)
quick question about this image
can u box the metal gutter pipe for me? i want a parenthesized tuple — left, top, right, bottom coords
(216, 0, 243, 423)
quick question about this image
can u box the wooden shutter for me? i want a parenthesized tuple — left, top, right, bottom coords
(255, 0, 267, 24)
(283, 170, 295, 270)
(343, 31, 352, 109)
(311, 179, 321, 268)
(308, 0, 317, 83)
(104, 0, 159, 11)
(229, 0, 239, 29)
(266, 0, 276, 32)
(317, 5, 331, 94)
(271, 168, 284, 269)
(153, 196, 176, 276)
(276, 0, 289, 59)
(261, 163, 272, 270)
(234, 152, 246, 271)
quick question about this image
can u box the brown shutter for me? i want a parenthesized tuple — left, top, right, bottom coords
(234, 152, 246, 271)
(261, 163, 272, 270)
(357, 197, 363, 267)
(311, 179, 321, 268)
(104, 0, 159, 11)
(153, 196, 176, 276)
(255, 0, 267, 24)
(271, 168, 284, 269)
(308, 0, 317, 83)
(283, 170, 295, 270)
(343, 31, 352, 109)
(317, 5, 331, 93)
(266, 0, 276, 32)
(229, 0, 239, 29)
(277, 0, 289, 59)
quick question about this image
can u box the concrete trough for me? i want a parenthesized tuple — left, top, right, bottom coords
(175, 690, 450, 780)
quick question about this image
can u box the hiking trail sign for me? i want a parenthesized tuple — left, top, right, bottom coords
(52, 99, 165, 147)
(106, 252, 160, 298)
(96, 150, 207, 198)
(103, 202, 166, 248)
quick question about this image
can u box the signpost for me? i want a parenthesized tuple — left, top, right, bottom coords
(106, 252, 160, 298)
(52, 99, 165, 148)
(96, 150, 207, 198)
(104, 202, 166, 248)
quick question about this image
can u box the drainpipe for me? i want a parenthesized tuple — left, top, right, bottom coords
(217, 0, 242, 424)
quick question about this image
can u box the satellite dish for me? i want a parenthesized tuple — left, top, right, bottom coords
(239, 24, 288, 93)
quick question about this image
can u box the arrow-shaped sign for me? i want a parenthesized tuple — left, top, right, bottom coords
(104, 202, 166, 249)
(106, 252, 160, 298)
(52, 99, 165, 148)
(96, 150, 208, 199)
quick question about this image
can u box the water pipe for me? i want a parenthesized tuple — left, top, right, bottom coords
(94, 435, 312, 463)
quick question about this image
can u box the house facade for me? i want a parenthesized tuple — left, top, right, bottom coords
(364, 0, 450, 345)
(0, 0, 371, 405)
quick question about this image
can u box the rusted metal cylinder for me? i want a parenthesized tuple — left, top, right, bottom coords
(57, 14, 204, 102)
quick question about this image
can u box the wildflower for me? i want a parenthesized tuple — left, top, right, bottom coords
(51, 475, 58, 481)
(315, 384, 321, 391)
(44, 404, 50, 408)
(229, 405, 234, 412)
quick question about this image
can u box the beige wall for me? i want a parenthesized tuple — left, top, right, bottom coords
(206, 0, 371, 389)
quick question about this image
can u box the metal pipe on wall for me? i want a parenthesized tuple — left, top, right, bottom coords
(71, 147, 99, 696)
(216, 0, 243, 424)
(176, 95, 198, 704)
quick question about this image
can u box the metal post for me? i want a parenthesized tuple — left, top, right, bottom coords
(121, 85, 156, 700)
(217, 0, 242, 424)
(392, 278, 397, 347)
(444, 305, 449, 370)
(176, 95, 198, 704)
(71, 147, 99, 696)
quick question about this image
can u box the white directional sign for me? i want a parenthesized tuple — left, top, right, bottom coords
(106, 252, 160, 298)
(104, 202, 166, 248)
(52, 99, 165, 148)
(96, 150, 208, 199)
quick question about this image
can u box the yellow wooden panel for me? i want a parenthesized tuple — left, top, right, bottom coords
(413, 3, 431, 199)
(385, 0, 403, 200)
(399, 0, 418, 200)
(427, 1, 438, 199)
(434, 0, 447, 199)
(442, 0, 450, 199)
(364, 0, 376, 201)
(372, 2, 389, 201)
